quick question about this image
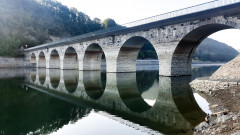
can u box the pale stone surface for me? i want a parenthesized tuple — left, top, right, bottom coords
(211, 55, 240, 81)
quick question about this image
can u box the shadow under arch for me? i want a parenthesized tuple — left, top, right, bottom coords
(38, 69, 46, 85)
(83, 71, 106, 100)
(63, 70, 79, 93)
(117, 71, 159, 112)
(83, 43, 105, 71)
(38, 51, 46, 68)
(64, 47, 78, 70)
(50, 50, 60, 69)
(49, 69, 60, 89)
(117, 36, 159, 72)
(171, 24, 234, 75)
(30, 53, 36, 67)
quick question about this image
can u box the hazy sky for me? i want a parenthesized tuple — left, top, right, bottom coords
(55, 0, 240, 50)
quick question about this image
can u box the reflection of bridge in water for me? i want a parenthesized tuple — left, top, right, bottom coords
(25, 69, 206, 134)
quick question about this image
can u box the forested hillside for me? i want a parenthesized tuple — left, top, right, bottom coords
(193, 38, 239, 62)
(0, 0, 106, 57)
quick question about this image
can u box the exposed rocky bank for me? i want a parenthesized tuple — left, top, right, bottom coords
(190, 55, 240, 134)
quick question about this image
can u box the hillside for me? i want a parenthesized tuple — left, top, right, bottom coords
(193, 38, 239, 62)
(0, 0, 103, 57)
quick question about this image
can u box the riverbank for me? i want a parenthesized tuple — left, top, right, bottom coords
(193, 85, 240, 135)
(191, 55, 240, 134)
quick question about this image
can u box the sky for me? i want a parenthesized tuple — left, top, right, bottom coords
(55, 0, 240, 50)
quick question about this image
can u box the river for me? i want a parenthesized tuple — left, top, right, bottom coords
(0, 62, 222, 135)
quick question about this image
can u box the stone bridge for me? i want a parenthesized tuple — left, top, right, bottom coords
(25, 0, 240, 76)
(24, 69, 206, 134)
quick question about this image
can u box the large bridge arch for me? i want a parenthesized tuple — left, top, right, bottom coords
(83, 43, 105, 71)
(63, 47, 79, 70)
(38, 51, 46, 68)
(50, 50, 60, 69)
(171, 21, 239, 76)
(117, 36, 158, 72)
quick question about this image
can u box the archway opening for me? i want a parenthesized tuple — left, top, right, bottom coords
(172, 24, 240, 76)
(117, 36, 159, 72)
(83, 43, 106, 71)
(50, 50, 60, 69)
(63, 47, 78, 70)
(30, 53, 36, 67)
(38, 51, 46, 68)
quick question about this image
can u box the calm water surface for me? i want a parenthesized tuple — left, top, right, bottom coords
(0, 63, 221, 135)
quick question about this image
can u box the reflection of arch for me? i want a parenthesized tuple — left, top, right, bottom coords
(169, 76, 206, 127)
(50, 50, 60, 69)
(136, 71, 158, 94)
(172, 24, 235, 75)
(83, 43, 105, 71)
(117, 36, 158, 72)
(38, 69, 46, 85)
(117, 72, 158, 112)
(49, 69, 60, 88)
(63, 70, 79, 93)
(38, 51, 46, 68)
(30, 70, 36, 83)
(64, 47, 78, 69)
(30, 53, 36, 67)
(83, 71, 106, 99)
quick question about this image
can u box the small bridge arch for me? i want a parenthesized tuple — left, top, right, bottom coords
(83, 43, 105, 71)
(63, 47, 79, 70)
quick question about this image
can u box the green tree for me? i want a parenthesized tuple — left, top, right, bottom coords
(102, 18, 117, 29)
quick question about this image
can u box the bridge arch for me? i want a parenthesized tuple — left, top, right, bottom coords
(83, 43, 105, 71)
(50, 50, 60, 69)
(38, 51, 46, 68)
(30, 53, 37, 67)
(171, 22, 239, 76)
(117, 36, 158, 72)
(63, 47, 78, 70)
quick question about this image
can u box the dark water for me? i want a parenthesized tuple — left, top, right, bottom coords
(0, 64, 221, 135)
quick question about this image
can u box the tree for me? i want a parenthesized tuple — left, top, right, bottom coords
(102, 18, 117, 29)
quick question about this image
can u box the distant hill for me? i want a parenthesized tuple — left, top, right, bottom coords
(193, 38, 239, 62)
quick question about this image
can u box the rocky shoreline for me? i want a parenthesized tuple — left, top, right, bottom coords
(191, 55, 240, 134)
(193, 85, 240, 135)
